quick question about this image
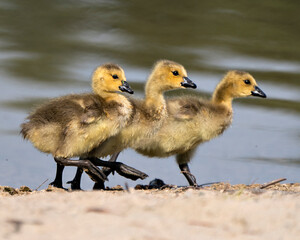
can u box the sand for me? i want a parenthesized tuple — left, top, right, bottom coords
(1, 183, 300, 240)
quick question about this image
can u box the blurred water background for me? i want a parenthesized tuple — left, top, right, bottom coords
(0, 0, 299, 190)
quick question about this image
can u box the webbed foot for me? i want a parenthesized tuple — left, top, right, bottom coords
(107, 162, 148, 180)
(82, 161, 108, 183)
(179, 163, 198, 186)
(66, 179, 82, 190)
(89, 158, 148, 181)
(49, 180, 65, 189)
(54, 157, 108, 184)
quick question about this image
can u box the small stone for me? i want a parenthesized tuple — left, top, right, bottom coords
(149, 178, 165, 189)
(19, 186, 32, 192)
(111, 185, 123, 190)
(45, 185, 66, 192)
(3, 186, 18, 195)
(134, 184, 144, 190)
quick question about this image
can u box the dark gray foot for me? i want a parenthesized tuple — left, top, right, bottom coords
(54, 157, 107, 183)
(66, 153, 148, 190)
(49, 180, 64, 189)
(67, 154, 119, 190)
(114, 162, 148, 180)
(179, 163, 198, 186)
(66, 167, 83, 190)
(88, 157, 148, 181)
(93, 181, 105, 190)
(92, 152, 120, 190)
(49, 163, 65, 189)
(82, 163, 108, 183)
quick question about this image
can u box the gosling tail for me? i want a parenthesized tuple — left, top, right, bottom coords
(20, 122, 31, 140)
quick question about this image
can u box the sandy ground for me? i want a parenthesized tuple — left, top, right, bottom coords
(0, 183, 300, 240)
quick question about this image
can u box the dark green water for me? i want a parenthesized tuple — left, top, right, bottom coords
(0, 0, 299, 189)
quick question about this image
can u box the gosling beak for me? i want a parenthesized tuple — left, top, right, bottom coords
(181, 77, 197, 89)
(119, 80, 134, 94)
(251, 86, 267, 98)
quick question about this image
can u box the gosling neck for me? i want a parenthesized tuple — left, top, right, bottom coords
(144, 76, 166, 109)
(211, 83, 233, 110)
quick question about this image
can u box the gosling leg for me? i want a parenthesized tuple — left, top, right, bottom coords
(178, 163, 197, 186)
(66, 156, 86, 190)
(67, 153, 148, 190)
(67, 153, 120, 190)
(93, 152, 120, 190)
(176, 150, 198, 186)
(67, 167, 83, 190)
(49, 163, 65, 189)
(54, 157, 107, 184)
(89, 156, 148, 181)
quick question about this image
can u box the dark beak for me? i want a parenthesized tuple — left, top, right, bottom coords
(181, 77, 197, 89)
(119, 81, 134, 94)
(251, 86, 267, 98)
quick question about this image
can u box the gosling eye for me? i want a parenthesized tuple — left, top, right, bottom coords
(112, 74, 119, 79)
(172, 71, 179, 76)
(244, 79, 251, 85)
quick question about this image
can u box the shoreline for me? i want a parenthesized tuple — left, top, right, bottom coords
(1, 181, 300, 196)
(1, 183, 300, 240)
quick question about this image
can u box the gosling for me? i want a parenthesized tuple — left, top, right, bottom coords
(21, 63, 147, 189)
(134, 70, 266, 186)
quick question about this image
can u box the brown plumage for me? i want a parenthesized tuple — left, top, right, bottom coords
(20, 63, 147, 188)
(133, 70, 267, 186)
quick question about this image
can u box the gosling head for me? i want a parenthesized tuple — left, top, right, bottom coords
(92, 63, 134, 96)
(149, 60, 197, 92)
(222, 70, 267, 99)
